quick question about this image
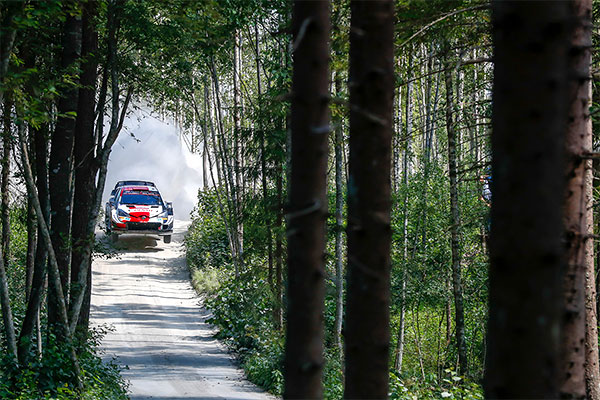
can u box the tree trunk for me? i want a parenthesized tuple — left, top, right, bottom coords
(283, 0, 330, 397)
(233, 30, 244, 271)
(274, 165, 283, 331)
(444, 57, 467, 376)
(17, 122, 82, 389)
(1, 96, 11, 274)
(69, 0, 98, 335)
(344, 1, 394, 398)
(333, 73, 344, 357)
(18, 124, 50, 365)
(562, 0, 598, 398)
(210, 59, 241, 277)
(67, 0, 131, 337)
(25, 192, 37, 300)
(255, 23, 274, 298)
(484, 2, 570, 397)
(0, 2, 23, 106)
(394, 64, 412, 373)
(0, 96, 16, 362)
(47, 11, 81, 329)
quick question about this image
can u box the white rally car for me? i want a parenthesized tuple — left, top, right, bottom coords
(105, 182, 174, 243)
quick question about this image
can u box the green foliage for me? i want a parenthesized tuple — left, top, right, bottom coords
(0, 205, 128, 399)
(205, 269, 282, 394)
(0, 327, 128, 400)
(185, 189, 232, 271)
(390, 370, 483, 400)
(191, 267, 222, 297)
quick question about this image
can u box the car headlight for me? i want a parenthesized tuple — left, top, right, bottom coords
(117, 209, 129, 217)
(158, 210, 168, 219)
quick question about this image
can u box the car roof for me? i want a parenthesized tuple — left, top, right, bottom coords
(114, 180, 156, 189)
(120, 185, 159, 192)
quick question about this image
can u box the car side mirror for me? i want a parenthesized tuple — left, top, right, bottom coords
(166, 202, 173, 215)
(108, 196, 115, 206)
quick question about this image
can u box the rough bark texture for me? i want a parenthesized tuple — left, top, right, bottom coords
(70, 0, 98, 334)
(283, 0, 330, 397)
(344, 1, 394, 398)
(484, 2, 570, 398)
(563, 0, 598, 398)
(48, 12, 81, 328)
(444, 62, 467, 376)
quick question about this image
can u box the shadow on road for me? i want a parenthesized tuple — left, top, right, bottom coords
(112, 235, 164, 252)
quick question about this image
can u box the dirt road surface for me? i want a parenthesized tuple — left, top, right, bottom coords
(91, 220, 274, 400)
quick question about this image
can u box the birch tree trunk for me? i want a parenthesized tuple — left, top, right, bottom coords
(444, 57, 467, 376)
(333, 73, 344, 356)
(394, 61, 412, 373)
(18, 124, 50, 365)
(17, 122, 82, 389)
(0, 96, 16, 362)
(233, 29, 244, 270)
(1, 96, 11, 274)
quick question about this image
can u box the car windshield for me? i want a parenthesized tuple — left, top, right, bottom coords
(120, 191, 162, 206)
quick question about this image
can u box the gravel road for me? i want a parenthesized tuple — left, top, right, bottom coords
(91, 220, 274, 400)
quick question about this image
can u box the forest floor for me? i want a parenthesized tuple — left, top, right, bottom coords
(90, 220, 274, 400)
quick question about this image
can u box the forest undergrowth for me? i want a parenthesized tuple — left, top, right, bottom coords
(0, 207, 128, 399)
(185, 163, 488, 400)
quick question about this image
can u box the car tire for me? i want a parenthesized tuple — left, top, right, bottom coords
(110, 233, 119, 243)
(163, 235, 172, 244)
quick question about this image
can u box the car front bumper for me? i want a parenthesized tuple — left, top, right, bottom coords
(111, 229, 173, 236)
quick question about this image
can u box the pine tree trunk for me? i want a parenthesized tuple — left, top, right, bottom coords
(562, 0, 598, 397)
(344, 1, 394, 397)
(283, 0, 330, 397)
(484, 2, 570, 397)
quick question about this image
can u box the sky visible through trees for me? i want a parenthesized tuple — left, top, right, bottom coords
(1, 0, 600, 399)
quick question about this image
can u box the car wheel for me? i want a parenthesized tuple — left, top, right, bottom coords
(163, 235, 171, 244)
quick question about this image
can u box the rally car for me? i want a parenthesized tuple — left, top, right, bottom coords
(105, 182, 174, 243)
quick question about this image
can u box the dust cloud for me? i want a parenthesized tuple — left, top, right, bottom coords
(103, 108, 204, 221)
